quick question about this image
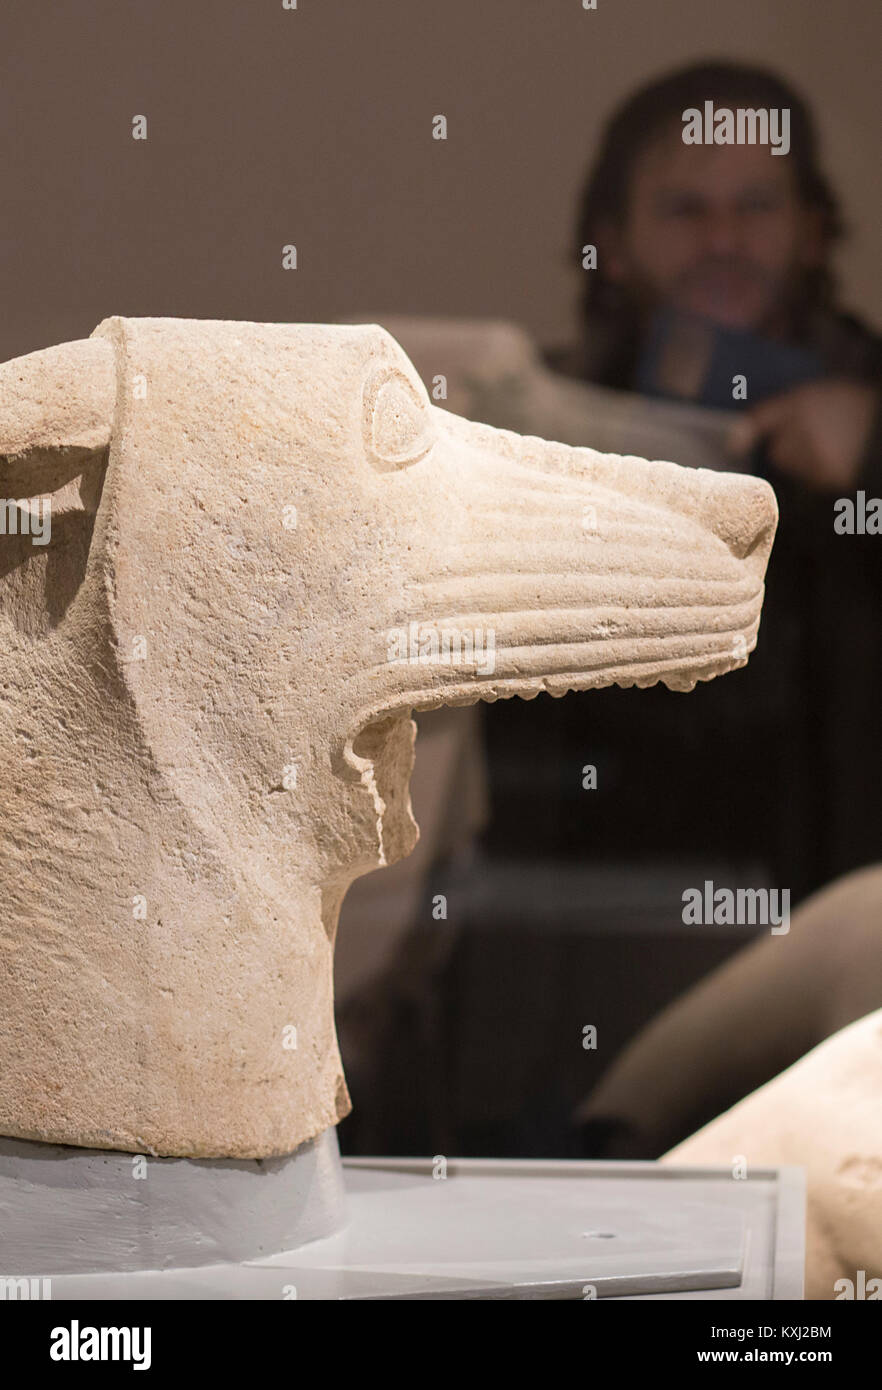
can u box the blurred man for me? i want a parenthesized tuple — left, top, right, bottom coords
(530, 61, 882, 899)
(553, 61, 881, 492)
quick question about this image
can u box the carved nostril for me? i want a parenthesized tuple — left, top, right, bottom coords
(706, 472, 778, 561)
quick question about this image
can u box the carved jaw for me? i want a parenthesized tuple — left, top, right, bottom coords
(339, 406, 776, 874)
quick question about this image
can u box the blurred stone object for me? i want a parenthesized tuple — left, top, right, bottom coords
(573, 864, 882, 1297)
(574, 864, 882, 1155)
(663, 1008, 882, 1300)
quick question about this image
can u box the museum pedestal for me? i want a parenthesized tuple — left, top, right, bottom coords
(0, 1139, 804, 1299)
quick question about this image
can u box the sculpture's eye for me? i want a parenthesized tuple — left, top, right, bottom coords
(362, 367, 434, 472)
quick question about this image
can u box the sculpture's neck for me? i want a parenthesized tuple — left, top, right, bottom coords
(0, 646, 349, 1160)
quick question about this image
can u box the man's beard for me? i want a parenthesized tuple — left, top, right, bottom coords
(631, 256, 805, 338)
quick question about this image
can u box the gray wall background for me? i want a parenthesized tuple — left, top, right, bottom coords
(2, 0, 880, 364)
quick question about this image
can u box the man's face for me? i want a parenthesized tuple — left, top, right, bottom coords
(603, 121, 824, 332)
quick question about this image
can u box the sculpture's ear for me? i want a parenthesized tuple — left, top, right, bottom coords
(0, 338, 115, 633)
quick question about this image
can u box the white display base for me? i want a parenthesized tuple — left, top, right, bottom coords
(1, 1145, 804, 1299)
(0, 1129, 346, 1274)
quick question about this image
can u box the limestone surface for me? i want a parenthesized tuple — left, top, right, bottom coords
(0, 317, 776, 1158)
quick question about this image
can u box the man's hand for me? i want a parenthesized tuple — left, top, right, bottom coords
(727, 380, 879, 492)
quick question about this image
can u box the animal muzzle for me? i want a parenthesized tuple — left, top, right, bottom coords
(377, 408, 777, 710)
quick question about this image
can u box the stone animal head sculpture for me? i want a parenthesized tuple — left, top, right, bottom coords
(0, 318, 776, 1159)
